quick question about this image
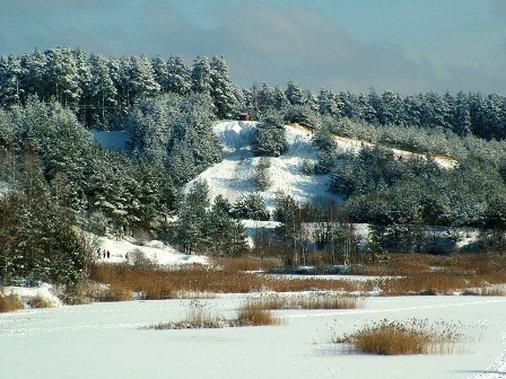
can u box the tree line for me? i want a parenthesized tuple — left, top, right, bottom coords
(0, 47, 504, 140)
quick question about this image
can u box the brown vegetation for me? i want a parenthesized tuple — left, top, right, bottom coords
(0, 292, 24, 313)
(90, 264, 361, 300)
(237, 300, 280, 326)
(27, 295, 53, 308)
(336, 319, 464, 355)
(248, 293, 362, 310)
(97, 284, 134, 302)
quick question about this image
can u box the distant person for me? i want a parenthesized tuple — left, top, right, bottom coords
(107, 250, 111, 259)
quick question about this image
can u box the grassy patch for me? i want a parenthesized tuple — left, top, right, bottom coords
(0, 292, 24, 313)
(148, 299, 281, 330)
(97, 284, 134, 302)
(237, 300, 280, 326)
(250, 293, 362, 310)
(27, 295, 53, 309)
(90, 264, 361, 300)
(213, 256, 282, 272)
(335, 319, 464, 355)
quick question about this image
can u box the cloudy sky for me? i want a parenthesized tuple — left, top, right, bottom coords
(1, 0, 505, 94)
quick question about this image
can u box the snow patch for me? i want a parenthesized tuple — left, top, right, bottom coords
(94, 235, 208, 266)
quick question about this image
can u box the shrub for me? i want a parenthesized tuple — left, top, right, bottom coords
(0, 292, 24, 313)
(149, 300, 228, 329)
(253, 157, 272, 191)
(336, 319, 464, 355)
(232, 194, 270, 221)
(27, 295, 53, 309)
(98, 284, 134, 302)
(128, 249, 153, 267)
(252, 114, 288, 157)
(237, 300, 280, 326)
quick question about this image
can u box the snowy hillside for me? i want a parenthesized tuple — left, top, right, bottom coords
(187, 121, 338, 209)
(94, 235, 208, 266)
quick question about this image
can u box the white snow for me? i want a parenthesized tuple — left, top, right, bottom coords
(94, 235, 208, 266)
(0, 295, 504, 378)
(187, 121, 339, 210)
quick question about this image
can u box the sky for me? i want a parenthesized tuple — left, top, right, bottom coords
(0, 0, 505, 94)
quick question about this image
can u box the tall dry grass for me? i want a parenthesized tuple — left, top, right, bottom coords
(27, 295, 53, 309)
(249, 294, 362, 310)
(336, 319, 464, 355)
(0, 292, 24, 312)
(237, 300, 280, 326)
(90, 264, 361, 300)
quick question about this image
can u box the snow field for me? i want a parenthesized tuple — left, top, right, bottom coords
(0, 295, 504, 379)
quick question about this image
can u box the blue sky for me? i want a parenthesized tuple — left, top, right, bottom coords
(0, 0, 505, 93)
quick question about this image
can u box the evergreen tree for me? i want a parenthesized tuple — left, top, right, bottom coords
(88, 53, 117, 123)
(252, 114, 288, 157)
(152, 56, 169, 92)
(0, 56, 25, 107)
(174, 180, 209, 253)
(167, 55, 190, 95)
(285, 80, 305, 106)
(210, 56, 239, 118)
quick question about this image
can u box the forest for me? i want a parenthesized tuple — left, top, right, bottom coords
(0, 46, 504, 286)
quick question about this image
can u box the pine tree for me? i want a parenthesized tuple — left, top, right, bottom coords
(45, 46, 81, 108)
(285, 80, 305, 106)
(252, 114, 288, 157)
(167, 55, 190, 95)
(88, 53, 118, 123)
(210, 56, 239, 118)
(0, 56, 25, 107)
(152, 56, 169, 92)
(174, 180, 209, 253)
(129, 55, 161, 100)
(191, 56, 212, 94)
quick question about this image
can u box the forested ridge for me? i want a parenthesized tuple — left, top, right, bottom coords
(0, 46, 504, 286)
(0, 46, 504, 140)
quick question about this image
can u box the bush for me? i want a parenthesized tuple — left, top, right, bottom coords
(98, 284, 134, 302)
(27, 295, 53, 309)
(253, 157, 272, 190)
(237, 300, 280, 326)
(127, 249, 153, 267)
(0, 292, 24, 313)
(336, 319, 464, 355)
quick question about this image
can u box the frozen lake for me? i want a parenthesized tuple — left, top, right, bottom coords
(1, 295, 505, 379)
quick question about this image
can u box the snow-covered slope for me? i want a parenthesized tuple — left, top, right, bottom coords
(188, 121, 456, 211)
(188, 121, 339, 209)
(288, 123, 457, 169)
(94, 235, 208, 266)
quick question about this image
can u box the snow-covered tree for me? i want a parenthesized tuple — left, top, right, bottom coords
(210, 56, 239, 118)
(167, 55, 191, 95)
(252, 114, 288, 157)
(0, 56, 25, 107)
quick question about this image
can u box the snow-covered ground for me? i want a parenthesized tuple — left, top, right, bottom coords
(0, 295, 504, 379)
(187, 121, 339, 210)
(94, 235, 208, 266)
(187, 121, 457, 213)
